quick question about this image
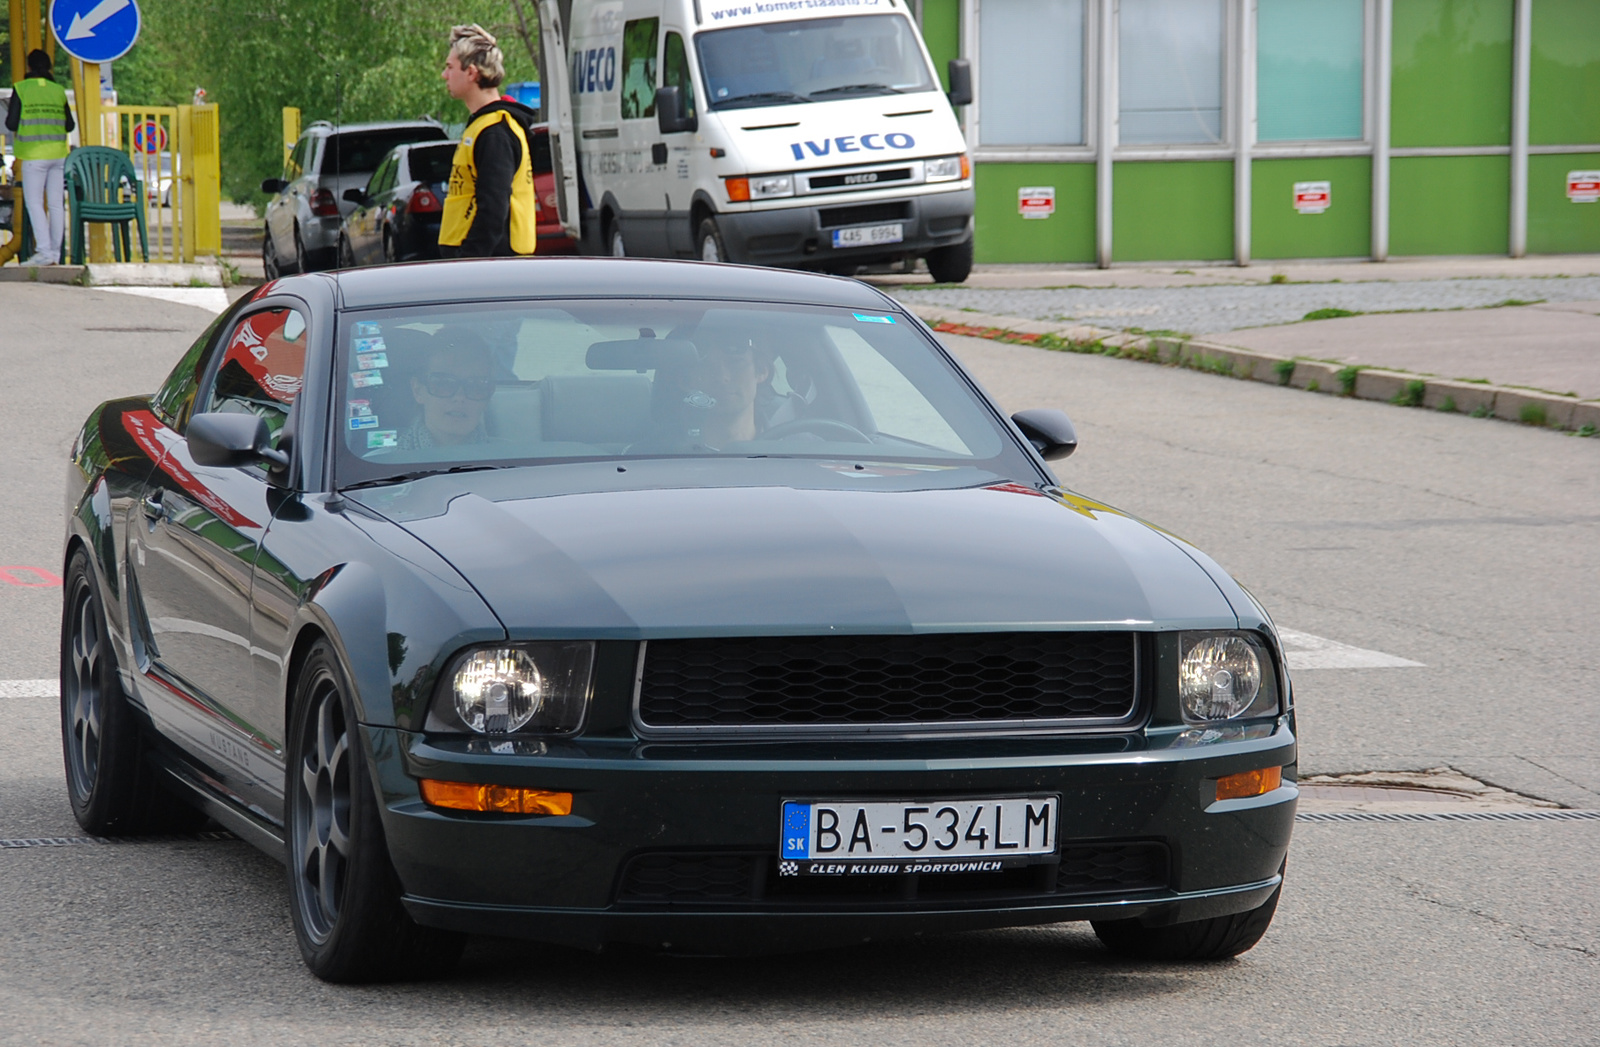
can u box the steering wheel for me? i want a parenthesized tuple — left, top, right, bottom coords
(760, 418, 873, 443)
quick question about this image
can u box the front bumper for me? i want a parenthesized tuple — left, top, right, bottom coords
(367, 721, 1296, 953)
(716, 187, 973, 270)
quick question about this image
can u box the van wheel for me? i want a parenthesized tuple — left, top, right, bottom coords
(697, 218, 727, 263)
(925, 239, 973, 283)
(609, 225, 626, 257)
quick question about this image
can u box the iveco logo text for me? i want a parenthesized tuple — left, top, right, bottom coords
(844, 172, 878, 184)
(571, 46, 617, 93)
(788, 133, 914, 161)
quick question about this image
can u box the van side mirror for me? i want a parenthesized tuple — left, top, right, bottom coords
(657, 86, 698, 135)
(261, 178, 288, 194)
(188, 412, 290, 470)
(947, 59, 973, 108)
(1011, 409, 1077, 461)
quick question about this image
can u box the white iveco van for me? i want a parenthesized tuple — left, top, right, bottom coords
(538, 0, 975, 281)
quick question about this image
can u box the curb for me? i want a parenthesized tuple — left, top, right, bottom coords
(0, 261, 226, 287)
(907, 304, 1599, 436)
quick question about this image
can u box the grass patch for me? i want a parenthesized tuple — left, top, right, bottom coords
(1336, 365, 1363, 395)
(1438, 395, 1458, 413)
(1173, 269, 1195, 275)
(1471, 404, 1493, 418)
(1391, 380, 1426, 407)
(1519, 402, 1548, 426)
(1303, 307, 1359, 321)
(1488, 298, 1544, 308)
(1273, 358, 1296, 386)
(1306, 378, 1321, 392)
(1269, 274, 1288, 285)
(1577, 424, 1596, 438)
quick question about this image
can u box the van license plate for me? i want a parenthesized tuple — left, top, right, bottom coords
(779, 797, 1058, 875)
(832, 223, 904, 248)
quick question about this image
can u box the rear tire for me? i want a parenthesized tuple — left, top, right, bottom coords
(60, 548, 205, 835)
(263, 230, 288, 279)
(925, 239, 973, 284)
(609, 224, 626, 257)
(286, 640, 464, 982)
(336, 234, 355, 270)
(696, 217, 727, 263)
(294, 224, 317, 273)
(1092, 876, 1283, 961)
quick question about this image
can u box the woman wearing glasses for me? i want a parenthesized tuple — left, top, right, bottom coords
(400, 331, 497, 449)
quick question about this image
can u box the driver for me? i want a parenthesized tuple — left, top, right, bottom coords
(399, 331, 496, 449)
(670, 328, 775, 447)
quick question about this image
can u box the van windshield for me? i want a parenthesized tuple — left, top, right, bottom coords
(696, 15, 936, 111)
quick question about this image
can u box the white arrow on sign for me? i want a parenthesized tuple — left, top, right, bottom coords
(65, 0, 130, 40)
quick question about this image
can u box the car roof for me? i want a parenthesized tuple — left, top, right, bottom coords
(315, 258, 904, 311)
(307, 120, 444, 136)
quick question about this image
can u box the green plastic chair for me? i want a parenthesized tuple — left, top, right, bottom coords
(65, 146, 149, 264)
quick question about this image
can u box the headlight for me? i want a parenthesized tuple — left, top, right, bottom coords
(749, 174, 795, 199)
(924, 155, 969, 182)
(426, 642, 595, 735)
(1178, 632, 1278, 722)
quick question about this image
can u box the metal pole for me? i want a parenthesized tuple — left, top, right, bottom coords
(1509, 0, 1531, 258)
(1096, 0, 1115, 269)
(1371, 0, 1392, 261)
(8, 0, 26, 90)
(1234, 0, 1254, 266)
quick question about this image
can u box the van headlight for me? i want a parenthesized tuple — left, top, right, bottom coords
(426, 642, 595, 735)
(1178, 632, 1279, 722)
(924, 155, 969, 182)
(749, 174, 795, 199)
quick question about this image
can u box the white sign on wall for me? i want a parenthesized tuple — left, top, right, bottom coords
(1293, 181, 1331, 215)
(1568, 171, 1600, 203)
(1018, 186, 1055, 219)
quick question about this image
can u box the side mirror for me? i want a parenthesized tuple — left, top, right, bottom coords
(342, 187, 370, 205)
(261, 178, 288, 194)
(657, 86, 698, 135)
(188, 412, 290, 470)
(947, 59, 973, 108)
(1011, 408, 1077, 461)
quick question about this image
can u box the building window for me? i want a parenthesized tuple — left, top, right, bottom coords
(978, 0, 1086, 146)
(1118, 0, 1226, 145)
(1257, 0, 1364, 141)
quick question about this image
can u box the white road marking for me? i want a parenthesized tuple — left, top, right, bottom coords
(0, 679, 56, 698)
(1278, 628, 1424, 669)
(95, 286, 230, 314)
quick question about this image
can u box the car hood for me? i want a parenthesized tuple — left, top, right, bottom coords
(355, 470, 1237, 638)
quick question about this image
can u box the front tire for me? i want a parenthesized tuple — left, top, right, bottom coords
(286, 640, 463, 982)
(263, 229, 287, 279)
(1092, 876, 1283, 961)
(925, 239, 973, 284)
(696, 217, 727, 263)
(60, 548, 204, 835)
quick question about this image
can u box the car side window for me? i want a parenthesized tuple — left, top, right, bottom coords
(204, 307, 309, 472)
(663, 32, 695, 118)
(621, 18, 660, 119)
(367, 156, 394, 198)
(150, 308, 234, 431)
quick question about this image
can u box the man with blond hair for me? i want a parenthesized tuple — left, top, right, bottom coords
(438, 24, 539, 258)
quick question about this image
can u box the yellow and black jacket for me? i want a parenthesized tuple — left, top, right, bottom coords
(439, 99, 538, 257)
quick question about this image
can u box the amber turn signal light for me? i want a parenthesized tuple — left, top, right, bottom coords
(724, 176, 751, 202)
(420, 780, 573, 815)
(1215, 766, 1283, 801)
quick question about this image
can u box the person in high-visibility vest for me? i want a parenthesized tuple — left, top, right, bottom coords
(438, 25, 537, 258)
(5, 50, 75, 266)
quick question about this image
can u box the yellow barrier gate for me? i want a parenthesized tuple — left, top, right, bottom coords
(102, 104, 222, 263)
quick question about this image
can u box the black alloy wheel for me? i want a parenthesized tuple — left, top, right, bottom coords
(1092, 870, 1284, 961)
(925, 239, 974, 284)
(286, 640, 463, 982)
(60, 548, 203, 835)
(696, 217, 726, 263)
(294, 223, 318, 274)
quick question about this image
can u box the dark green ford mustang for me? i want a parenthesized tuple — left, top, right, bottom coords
(61, 258, 1295, 982)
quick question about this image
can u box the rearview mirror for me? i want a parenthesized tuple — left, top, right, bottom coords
(188, 413, 290, 470)
(261, 178, 288, 194)
(1011, 408, 1077, 461)
(586, 337, 700, 372)
(342, 187, 370, 205)
(657, 86, 698, 135)
(947, 59, 973, 108)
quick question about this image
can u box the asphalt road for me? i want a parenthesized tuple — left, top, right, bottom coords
(1, 283, 1595, 1045)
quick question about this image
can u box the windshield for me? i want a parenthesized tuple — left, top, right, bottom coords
(696, 15, 937, 110)
(332, 300, 1022, 487)
(407, 144, 455, 185)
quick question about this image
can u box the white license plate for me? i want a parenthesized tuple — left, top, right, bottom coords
(779, 797, 1057, 875)
(832, 223, 904, 248)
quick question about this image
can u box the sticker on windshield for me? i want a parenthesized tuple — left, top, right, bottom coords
(853, 313, 895, 324)
(351, 370, 384, 388)
(353, 336, 386, 354)
(352, 321, 382, 337)
(348, 399, 373, 418)
(348, 415, 379, 431)
(356, 351, 389, 370)
(366, 430, 398, 449)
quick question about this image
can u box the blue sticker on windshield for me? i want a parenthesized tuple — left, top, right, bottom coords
(853, 313, 895, 324)
(348, 415, 379, 431)
(352, 321, 382, 337)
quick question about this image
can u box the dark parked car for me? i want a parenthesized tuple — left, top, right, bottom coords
(61, 258, 1296, 983)
(337, 128, 576, 267)
(261, 119, 449, 276)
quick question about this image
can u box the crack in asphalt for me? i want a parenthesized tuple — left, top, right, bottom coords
(1392, 876, 1599, 959)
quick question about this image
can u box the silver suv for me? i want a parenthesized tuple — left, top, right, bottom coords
(261, 119, 448, 277)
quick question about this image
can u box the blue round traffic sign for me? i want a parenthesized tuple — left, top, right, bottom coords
(131, 120, 166, 154)
(49, 0, 141, 65)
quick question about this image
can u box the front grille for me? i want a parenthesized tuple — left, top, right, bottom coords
(817, 201, 912, 228)
(615, 842, 1168, 907)
(636, 633, 1139, 731)
(808, 167, 913, 191)
(1056, 842, 1168, 895)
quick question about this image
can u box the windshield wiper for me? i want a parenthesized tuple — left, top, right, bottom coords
(339, 463, 501, 491)
(713, 90, 814, 109)
(808, 83, 905, 97)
